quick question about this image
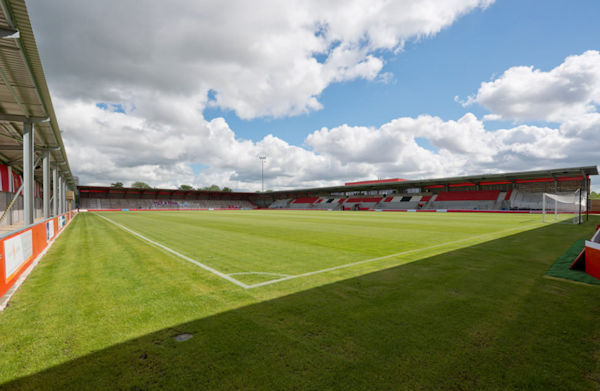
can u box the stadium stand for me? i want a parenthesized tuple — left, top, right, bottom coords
(342, 197, 383, 210)
(269, 199, 291, 208)
(428, 190, 501, 210)
(292, 197, 319, 204)
(0, 163, 45, 227)
(80, 197, 253, 210)
(0, 1, 77, 302)
(289, 197, 319, 209)
(79, 186, 257, 210)
(377, 195, 423, 210)
(313, 198, 342, 210)
(78, 167, 599, 214)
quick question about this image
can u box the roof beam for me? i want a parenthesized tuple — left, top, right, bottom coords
(0, 113, 48, 123)
(0, 65, 29, 117)
(0, 144, 60, 151)
(0, 26, 17, 38)
(0, 144, 21, 150)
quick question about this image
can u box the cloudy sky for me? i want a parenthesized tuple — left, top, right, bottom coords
(28, 0, 600, 191)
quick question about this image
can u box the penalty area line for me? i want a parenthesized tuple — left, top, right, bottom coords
(246, 223, 540, 289)
(95, 213, 250, 289)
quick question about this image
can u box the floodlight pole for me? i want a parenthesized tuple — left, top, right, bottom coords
(259, 155, 266, 192)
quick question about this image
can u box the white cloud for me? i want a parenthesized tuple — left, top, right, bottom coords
(61, 95, 600, 191)
(31, 0, 493, 119)
(26, 2, 599, 191)
(307, 113, 600, 177)
(469, 50, 600, 122)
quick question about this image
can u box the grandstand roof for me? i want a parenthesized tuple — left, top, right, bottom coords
(269, 166, 598, 195)
(0, 0, 74, 187)
(78, 186, 257, 198)
(345, 178, 406, 186)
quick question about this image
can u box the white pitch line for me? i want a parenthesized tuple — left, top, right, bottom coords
(95, 213, 249, 289)
(229, 271, 291, 277)
(246, 223, 541, 289)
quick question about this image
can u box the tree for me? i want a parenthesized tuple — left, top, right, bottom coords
(591, 191, 600, 200)
(179, 184, 194, 191)
(201, 184, 220, 191)
(110, 182, 124, 188)
(131, 181, 151, 189)
(221, 187, 233, 192)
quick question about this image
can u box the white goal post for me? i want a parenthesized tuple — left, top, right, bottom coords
(542, 189, 586, 224)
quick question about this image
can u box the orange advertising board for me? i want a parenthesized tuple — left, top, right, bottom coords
(0, 211, 76, 299)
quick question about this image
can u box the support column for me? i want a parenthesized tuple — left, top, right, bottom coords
(62, 178, 66, 213)
(43, 151, 50, 218)
(23, 122, 34, 226)
(7, 165, 12, 225)
(58, 176, 62, 214)
(554, 180, 558, 220)
(584, 174, 589, 222)
(52, 167, 58, 216)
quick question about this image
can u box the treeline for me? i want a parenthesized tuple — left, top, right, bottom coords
(110, 182, 232, 192)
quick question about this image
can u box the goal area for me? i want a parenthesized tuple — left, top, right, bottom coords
(542, 189, 586, 224)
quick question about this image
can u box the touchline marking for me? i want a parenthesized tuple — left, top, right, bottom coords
(95, 213, 249, 289)
(245, 223, 540, 289)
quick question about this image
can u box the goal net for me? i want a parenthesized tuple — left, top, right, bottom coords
(542, 189, 586, 224)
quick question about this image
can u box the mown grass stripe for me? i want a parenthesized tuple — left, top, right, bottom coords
(95, 213, 249, 289)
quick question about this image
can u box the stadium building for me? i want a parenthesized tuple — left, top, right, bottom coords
(78, 166, 599, 215)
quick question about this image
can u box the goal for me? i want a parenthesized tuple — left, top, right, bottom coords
(542, 189, 586, 224)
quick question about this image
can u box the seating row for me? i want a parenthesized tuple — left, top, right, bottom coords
(270, 190, 560, 211)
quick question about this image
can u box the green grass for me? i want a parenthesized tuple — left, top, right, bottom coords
(0, 210, 598, 390)
(95, 210, 553, 286)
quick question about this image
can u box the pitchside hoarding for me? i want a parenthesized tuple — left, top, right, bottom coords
(4, 230, 33, 280)
(0, 211, 76, 298)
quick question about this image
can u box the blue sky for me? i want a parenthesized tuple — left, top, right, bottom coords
(31, 0, 600, 191)
(204, 0, 600, 146)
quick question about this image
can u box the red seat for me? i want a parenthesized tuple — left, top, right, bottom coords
(292, 197, 319, 204)
(345, 197, 383, 203)
(435, 190, 500, 201)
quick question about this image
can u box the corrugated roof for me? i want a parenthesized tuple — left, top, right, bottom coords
(0, 0, 74, 187)
(267, 166, 599, 195)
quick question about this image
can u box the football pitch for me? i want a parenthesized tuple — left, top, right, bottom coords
(0, 211, 599, 390)
(96, 210, 558, 288)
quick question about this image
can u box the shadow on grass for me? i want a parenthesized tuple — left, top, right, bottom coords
(3, 220, 600, 390)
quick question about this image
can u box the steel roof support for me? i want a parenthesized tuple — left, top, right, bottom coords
(0, 114, 47, 123)
(52, 166, 57, 216)
(58, 174, 63, 215)
(6, 164, 12, 224)
(62, 177, 66, 213)
(22, 121, 33, 225)
(42, 150, 49, 218)
(0, 0, 73, 187)
(0, 65, 29, 117)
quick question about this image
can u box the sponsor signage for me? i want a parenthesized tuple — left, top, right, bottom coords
(4, 230, 33, 280)
(46, 221, 54, 243)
